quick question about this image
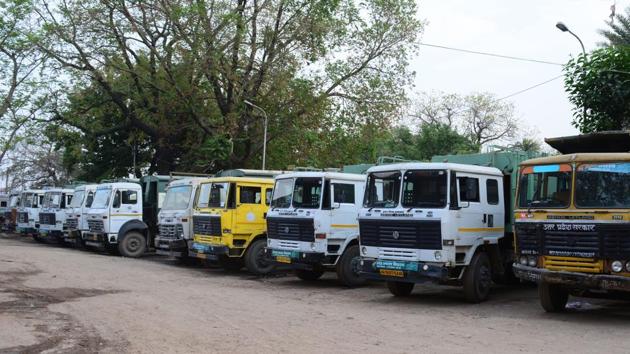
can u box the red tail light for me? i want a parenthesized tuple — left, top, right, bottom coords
(315, 233, 326, 239)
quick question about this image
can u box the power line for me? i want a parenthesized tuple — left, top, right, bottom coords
(497, 74, 564, 101)
(420, 42, 565, 66)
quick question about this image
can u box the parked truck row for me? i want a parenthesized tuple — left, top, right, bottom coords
(2, 131, 629, 311)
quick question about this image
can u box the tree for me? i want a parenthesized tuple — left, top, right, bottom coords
(511, 138, 541, 153)
(33, 0, 422, 175)
(462, 93, 518, 146)
(598, 6, 630, 46)
(564, 46, 630, 133)
(409, 92, 461, 128)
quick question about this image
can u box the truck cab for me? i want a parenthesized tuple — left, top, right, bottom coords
(0, 194, 8, 227)
(513, 153, 630, 311)
(265, 172, 367, 286)
(358, 162, 508, 302)
(189, 177, 275, 274)
(155, 178, 205, 259)
(83, 182, 148, 257)
(17, 190, 45, 236)
(38, 188, 75, 242)
(2, 193, 20, 232)
(64, 184, 97, 246)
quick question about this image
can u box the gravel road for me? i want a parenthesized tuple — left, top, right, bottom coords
(1, 233, 630, 353)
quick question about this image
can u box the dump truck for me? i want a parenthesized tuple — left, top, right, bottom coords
(64, 184, 97, 246)
(17, 189, 45, 236)
(37, 188, 75, 243)
(512, 131, 630, 312)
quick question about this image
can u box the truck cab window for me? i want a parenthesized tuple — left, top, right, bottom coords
(333, 183, 355, 204)
(486, 179, 499, 205)
(265, 188, 273, 206)
(123, 190, 138, 204)
(85, 192, 94, 208)
(240, 186, 262, 204)
(113, 191, 121, 208)
(458, 177, 480, 202)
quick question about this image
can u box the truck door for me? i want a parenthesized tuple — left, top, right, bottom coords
(456, 174, 486, 239)
(483, 177, 505, 241)
(235, 184, 266, 239)
(111, 189, 141, 237)
(330, 181, 359, 243)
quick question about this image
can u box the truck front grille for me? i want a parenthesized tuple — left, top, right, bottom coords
(267, 217, 315, 242)
(66, 218, 78, 230)
(88, 219, 104, 233)
(39, 213, 56, 226)
(542, 256, 603, 273)
(193, 216, 221, 236)
(159, 224, 184, 239)
(516, 222, 630, 259)
(359, 219, 442, 250)
(18, 212, 28, 224)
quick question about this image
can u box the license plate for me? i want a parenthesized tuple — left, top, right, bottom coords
(194, 253, 207, 259)
(375, 260, 419, 272)
(271, 250, 298, 259)
(379, 269, 404, 277)
(276, 256, 292, 264)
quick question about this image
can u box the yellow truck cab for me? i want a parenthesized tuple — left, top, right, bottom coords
(513, 132, 630, 312)
(189, 177, 275, 274)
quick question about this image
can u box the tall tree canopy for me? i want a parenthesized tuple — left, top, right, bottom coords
(599, 6, 630, 46)
(32, 0, 422, 178)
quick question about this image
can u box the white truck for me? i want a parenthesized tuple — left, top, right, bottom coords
(17, 189, 45, 236)
(2, 193, 20, 232)
(154, 178, 205, 260)
(358, 162, 509, 302)
(83, 182, 148, 257)
(265, 172, 367, 286)
(38, 188, 75, 242)
(63, 184, 97, 246)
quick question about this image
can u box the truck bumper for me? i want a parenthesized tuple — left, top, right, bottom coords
(188, 242, 229, 261)
(155, 237, 189, 258)
(358, 258, 448, 283)
(83, 232, 107, 247)
(264, 248, 326, 270)
(513, 263, 630, 292)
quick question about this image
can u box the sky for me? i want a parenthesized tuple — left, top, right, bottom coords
(411, 0, 628, 142)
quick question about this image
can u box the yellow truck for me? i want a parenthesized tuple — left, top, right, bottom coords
(189, 176, 275, 274)
(513, 132, 630, 312)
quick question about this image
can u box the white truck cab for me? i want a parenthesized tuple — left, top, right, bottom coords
(265, 172, 367, 286)
(17, 189, 45, 236)
(0, 194, 8, 226)
(83, 182, 147, 257)
(358, 162, 506, 302)
(37, 188, 75, 242)
(64, 184, 97, 246)
(155, 178, 205, 259)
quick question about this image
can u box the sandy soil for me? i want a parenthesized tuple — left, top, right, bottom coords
(1, 232, 630, 353)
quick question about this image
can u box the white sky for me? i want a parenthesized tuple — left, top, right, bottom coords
(412, 0, 629, 141)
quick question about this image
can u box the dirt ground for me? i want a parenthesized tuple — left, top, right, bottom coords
(1, 233, 630, 353)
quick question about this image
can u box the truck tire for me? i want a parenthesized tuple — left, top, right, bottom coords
(118, 231, 146, 258)
(463, 251, 492, 303)
(336, 244, 366, 287)
(245, 238, 275, 275)
(387, 281, 414, 297)
(296, 269, 324, 281)
(539, 281, 569, 312)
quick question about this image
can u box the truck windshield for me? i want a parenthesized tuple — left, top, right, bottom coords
(292, 177, 323, 209)
(364, 171, 401, 208)
(22, 193, 34, 208)
(44, 193, 63, 208)
(10, 196, 19, 207)
(402, 170, 447, 208)
(575, 162, 630, 208)
(92, 189, 112, 209)
(271, 178, 293, 208)
(69, 191, 85, 208)
(162, 185, 193, 210)
(518, 164, 572, 208)
(85, 191, 94, 208)
(197, 183, 229, 208)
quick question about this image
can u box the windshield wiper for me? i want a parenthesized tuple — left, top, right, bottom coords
(527, 200, 541, 214)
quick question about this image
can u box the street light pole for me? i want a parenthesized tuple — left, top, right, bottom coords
(244, 100, 268, 170)
(556, 21, 587, 119)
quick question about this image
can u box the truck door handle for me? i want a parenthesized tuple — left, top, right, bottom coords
(482, 214, 487, 223)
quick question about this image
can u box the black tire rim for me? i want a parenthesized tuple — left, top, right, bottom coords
(255, 246, 273, 272)
(127, 236, 141, 253)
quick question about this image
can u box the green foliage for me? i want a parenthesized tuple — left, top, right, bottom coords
(598, 6, 630, 46)
(564, 46, 630, 133)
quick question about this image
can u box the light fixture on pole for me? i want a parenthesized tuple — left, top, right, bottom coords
(244, 100, 268, 170)
(556, 21, 587, 119)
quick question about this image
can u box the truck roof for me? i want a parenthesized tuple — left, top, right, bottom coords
(367, 162, 503, 176)
(74, 184, 98, 192)
(522, 152, 630, 166)
(198, 176, 275, 185)
(275, 171, 366, 182)
(44, 188, 75, 194)
(96, 182, 142, 190)
(216, 169, 287, 178)
(166, 178, 207, 188)
(23, 189, 45, 194)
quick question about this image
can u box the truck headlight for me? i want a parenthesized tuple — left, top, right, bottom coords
(527, 256, 537, 267)
(434, 251, 442, 261)
(626, 261, 630, 272)
(611, 260, 624, 273)
(361, 246, 367, 255)
(519, 256, 528, 265)
(310, 242, 316, 251)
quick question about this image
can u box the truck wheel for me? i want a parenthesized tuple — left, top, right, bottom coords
(387, 281, 414, 296)
(539, 281, 569, 312)
(296, 269, 324, 281)
(336, 245, 366, 287)
(118, 231, 146, 258)
(245, 238, 275, 275)
(33, 234, 45, 243)
(463, 251, 492, 303)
